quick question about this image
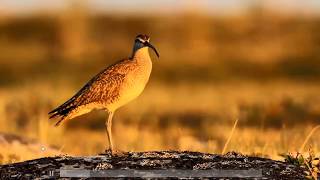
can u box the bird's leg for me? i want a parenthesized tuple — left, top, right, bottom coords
(105, 111, 114, 154)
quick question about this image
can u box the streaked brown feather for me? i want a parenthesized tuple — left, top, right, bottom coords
(49, 59, 136, 125)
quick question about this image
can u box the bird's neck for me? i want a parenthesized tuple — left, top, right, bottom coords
(132, 47, 152, 65)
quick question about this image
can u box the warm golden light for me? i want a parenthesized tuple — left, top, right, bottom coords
(0, 1, 320, 164)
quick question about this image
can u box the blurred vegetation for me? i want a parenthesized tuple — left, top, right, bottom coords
(1, 10, 320, 85)
(0, 7, 320, 163)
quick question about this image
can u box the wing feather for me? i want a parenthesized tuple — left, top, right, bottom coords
(49, 59, 134, 125)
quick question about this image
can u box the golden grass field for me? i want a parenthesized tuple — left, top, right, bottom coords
(1, 8, 320, 164)
(1, 80, 320, 163)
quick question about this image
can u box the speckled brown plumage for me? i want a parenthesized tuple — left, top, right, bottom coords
(49, 34, 158, 152)
(49, 59, 136, 125)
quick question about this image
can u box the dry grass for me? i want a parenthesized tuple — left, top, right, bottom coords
(222, 118, 238, 154)
(0, 81, 320, 163)
(299, 125, 320, 153)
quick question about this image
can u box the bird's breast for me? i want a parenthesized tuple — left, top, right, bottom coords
(108, 62, 152, 111)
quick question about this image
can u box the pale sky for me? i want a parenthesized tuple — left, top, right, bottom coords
(1, 0, 320, 16)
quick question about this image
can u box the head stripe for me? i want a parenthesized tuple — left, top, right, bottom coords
(136, 34, 150, 42)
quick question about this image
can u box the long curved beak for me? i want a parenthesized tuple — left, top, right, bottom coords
(145, 42, 160, 58)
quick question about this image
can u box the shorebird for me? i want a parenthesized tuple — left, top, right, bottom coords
(49, 34, 159, 153)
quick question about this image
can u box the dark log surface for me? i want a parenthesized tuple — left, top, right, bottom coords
(0, 151, 305, 179)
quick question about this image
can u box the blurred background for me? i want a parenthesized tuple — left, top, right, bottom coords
(0, 0, 320, 163)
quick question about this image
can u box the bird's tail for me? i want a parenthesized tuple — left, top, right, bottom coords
(49, 82, 89, 126)
(49, 101, 77, 126)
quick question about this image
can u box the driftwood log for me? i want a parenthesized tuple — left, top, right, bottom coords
(0, 151, 305, 179)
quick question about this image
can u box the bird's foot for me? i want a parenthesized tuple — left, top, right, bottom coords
(104, 148, 125, 156)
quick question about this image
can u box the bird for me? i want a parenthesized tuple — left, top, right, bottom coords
(48, 34, 159, 153)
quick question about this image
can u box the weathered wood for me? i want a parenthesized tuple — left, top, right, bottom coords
(0, 151, 305, 179)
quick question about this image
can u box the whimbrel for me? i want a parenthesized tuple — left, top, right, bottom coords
(49, 34, 159, 153)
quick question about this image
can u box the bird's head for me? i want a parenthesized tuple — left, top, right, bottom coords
(132, 34, 159, 58)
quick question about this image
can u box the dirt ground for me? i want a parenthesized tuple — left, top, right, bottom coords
(0, 151, 305, 179)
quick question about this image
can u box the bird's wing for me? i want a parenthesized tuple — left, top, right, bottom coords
(49, 59, 133, 120)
